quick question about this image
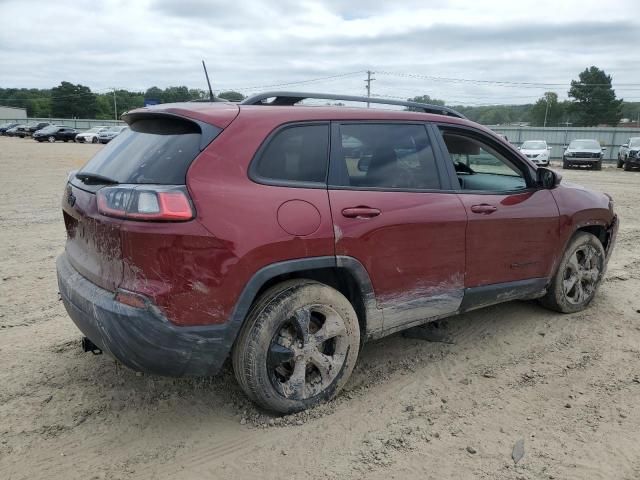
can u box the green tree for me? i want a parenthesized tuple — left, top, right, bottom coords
(217, 90, 245, 102)
(529, 92, 564, 127)
(144, 86, 163, 101)
(568, 66, 623, 126)
(50, 81, 97, 118)
(405, 94, 445, 111)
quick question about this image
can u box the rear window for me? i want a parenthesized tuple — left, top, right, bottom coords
(79, 117, 219, 184)
(251, 124, 329, 185)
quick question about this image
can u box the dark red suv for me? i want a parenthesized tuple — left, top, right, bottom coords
(57, 92, 618, 413)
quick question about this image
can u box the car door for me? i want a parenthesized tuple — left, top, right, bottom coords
(328, 122, 467, 333)
(435, 125, 559, 291)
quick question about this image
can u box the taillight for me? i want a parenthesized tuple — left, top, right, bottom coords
(97, 185, 194, 221)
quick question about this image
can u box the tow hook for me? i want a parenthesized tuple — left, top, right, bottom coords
(82, 337, 102, 355)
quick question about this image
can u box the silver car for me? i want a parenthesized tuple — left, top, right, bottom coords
(98, 126, 128, 144)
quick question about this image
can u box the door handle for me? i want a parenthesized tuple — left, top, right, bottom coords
(470, 204, 497, 214)
(341, 207, 381, 218)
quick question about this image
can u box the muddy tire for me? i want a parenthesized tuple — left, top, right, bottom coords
(539, 232, 605, 313)
(232, 279, 360, 414)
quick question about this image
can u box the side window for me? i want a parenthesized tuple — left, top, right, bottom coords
(253, 124, 329, 184)
(333, 123, 440, 190)
(439, 128, 527, 192)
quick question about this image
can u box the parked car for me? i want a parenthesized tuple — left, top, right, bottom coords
(57, 92, 618, 414)
(5, 125, 29, 138)
(97, 125, 128, 143)
(0, 122, 19, 135)
(75, 126, 110, 144)
(563, 139, 605, 170)
(617, 137, 640, 171)
(33, 125, 79, 142)
(27, 122, 51, 135)
(519, 140, 551, 166)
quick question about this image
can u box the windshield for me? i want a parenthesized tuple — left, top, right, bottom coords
(629, 138, 640, 148)
(569, 140, 600, 149)
(521, 141, 546, 150)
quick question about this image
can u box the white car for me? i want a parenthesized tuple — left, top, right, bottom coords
(75, 126, 110, 144)
(519, 140, 551, 166)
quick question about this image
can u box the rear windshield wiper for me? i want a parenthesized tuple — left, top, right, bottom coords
(75, 172, 119, 185)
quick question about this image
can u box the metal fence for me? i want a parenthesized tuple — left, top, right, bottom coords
(0, 117, 126, 130)
(490, 126, 640, 161)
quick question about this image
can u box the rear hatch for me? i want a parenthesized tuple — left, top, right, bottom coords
(62, 110, 226, 292)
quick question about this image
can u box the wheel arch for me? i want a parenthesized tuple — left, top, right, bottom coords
(228, 256, 382, 346)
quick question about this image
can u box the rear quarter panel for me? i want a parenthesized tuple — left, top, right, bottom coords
(168, 114, 335, 326)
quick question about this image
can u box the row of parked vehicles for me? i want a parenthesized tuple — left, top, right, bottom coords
(0, 122, 128, 144)
(516, 137, 640, 171)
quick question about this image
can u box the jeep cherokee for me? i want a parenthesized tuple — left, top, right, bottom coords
(57, 92, 618, 413)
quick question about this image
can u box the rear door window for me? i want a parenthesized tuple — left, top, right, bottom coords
(331, 123, 441, 190)
(78, 117, 219, 184)
(251, 123, 329, 185)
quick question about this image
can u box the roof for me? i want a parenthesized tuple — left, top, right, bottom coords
(127, 101, 477, 131)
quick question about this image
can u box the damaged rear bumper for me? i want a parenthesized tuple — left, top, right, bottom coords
(56, 253, 232, 376)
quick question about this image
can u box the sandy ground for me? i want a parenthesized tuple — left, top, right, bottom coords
(1, 136, 639, 480)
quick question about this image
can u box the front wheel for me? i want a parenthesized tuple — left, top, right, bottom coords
(92, 137, 99, 144)
(539, 232, 605, 313)
(562, 158, 570, 169)
(232, 280, 360, 414)
(593, 160, 602, 171)
(47, 136, 56, 143)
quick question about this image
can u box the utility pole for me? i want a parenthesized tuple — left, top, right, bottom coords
(543, 93, 550, 128)
(112, 89, 118, 121)
(365, 70, 375, 107)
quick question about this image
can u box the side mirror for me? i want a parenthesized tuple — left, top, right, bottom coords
(537, 167, 561, 189)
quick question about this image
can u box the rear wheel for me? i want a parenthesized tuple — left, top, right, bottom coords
(233, 280, 360, 414)
(540, 232, 605, 313)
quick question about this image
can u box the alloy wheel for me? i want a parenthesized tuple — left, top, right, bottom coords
(562, 245, 601, 305)
(267, 305, 349, 400)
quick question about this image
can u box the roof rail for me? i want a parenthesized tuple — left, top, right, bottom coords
(240, 91, 466, 119)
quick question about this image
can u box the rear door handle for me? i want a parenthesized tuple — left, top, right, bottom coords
(470, 204, 497, 214)
(341, 207, 381, 218)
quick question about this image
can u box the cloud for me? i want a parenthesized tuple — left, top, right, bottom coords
(0, 0, 639, 104)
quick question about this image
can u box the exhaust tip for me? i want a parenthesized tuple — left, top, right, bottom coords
(81, 337, 102, 355)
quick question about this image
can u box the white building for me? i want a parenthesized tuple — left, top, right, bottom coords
(0, 105, 27, 120)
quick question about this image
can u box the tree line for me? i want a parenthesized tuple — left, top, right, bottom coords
(1, 67, 637, 126)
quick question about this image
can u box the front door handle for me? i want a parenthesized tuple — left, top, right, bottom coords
(470, 204, 497, 214)
(342, 207, 381, 218)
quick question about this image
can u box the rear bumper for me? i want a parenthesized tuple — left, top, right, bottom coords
(56, 253, 232, 376)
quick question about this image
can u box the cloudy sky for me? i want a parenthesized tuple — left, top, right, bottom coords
(1, 0, 639, 105)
